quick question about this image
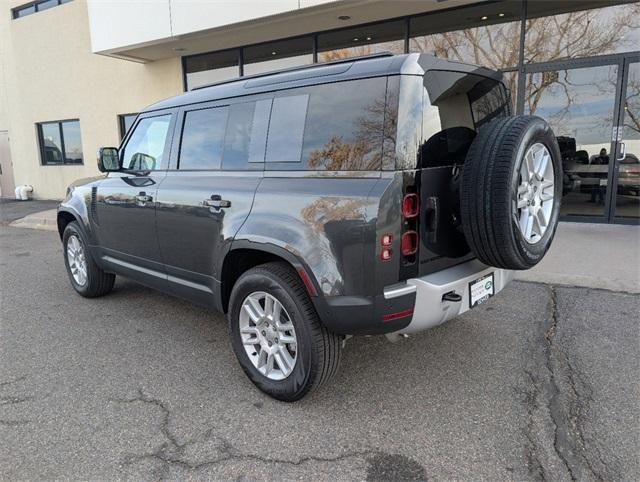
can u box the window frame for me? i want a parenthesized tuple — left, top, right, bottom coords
(118, 113, 138, 141)
(118, 110, 176, 171)
(12, 0, 71, 19)
(36, 118, 83, 166)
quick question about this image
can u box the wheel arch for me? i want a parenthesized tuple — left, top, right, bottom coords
(220, 240, 320, 315)
(57, 208, 90, 241)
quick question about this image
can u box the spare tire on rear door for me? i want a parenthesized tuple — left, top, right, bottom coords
(460, 115, 562, 270)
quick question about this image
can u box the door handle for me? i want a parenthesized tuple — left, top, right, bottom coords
(135, 192, 153, 203)
(425, 196, 439, 244)
(204, 194, 231, 209)
(617, 142, 626, 161)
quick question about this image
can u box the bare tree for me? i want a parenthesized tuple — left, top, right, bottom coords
(318, 41, 405, 63)
(623, 77, 640, 134)
(410, 3, 640, 116)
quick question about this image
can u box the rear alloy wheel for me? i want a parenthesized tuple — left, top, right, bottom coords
(229, 262, 341, 402)
(239, 291, 298, 380)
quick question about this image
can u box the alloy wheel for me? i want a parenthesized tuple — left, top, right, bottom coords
(66, 234, 88, 286)
(239, 291, 298, 381)
(516, 142, 555, 244)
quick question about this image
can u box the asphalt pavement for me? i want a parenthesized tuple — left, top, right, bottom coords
(1, 226, 638, 481)
(0, 198, 60, 225)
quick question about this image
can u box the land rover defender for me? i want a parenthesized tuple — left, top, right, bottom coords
(58, 53, 562, 400)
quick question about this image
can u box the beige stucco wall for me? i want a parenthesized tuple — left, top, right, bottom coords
(0, 0, 182, 199)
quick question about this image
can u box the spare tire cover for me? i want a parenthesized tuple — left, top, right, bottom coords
(460, 115, 562, 270)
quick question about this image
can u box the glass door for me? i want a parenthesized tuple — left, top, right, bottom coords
(611, 59, 640, 223)
(523, 62, 620, 222)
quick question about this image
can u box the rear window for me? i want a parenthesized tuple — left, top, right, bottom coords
(265, 77, 387, 171)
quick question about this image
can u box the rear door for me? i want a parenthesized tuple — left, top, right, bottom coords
(418, 70, 512, 274)
(155, 96, 271, 307)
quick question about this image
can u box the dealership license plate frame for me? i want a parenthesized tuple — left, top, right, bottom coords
(469, 273, 495, 308)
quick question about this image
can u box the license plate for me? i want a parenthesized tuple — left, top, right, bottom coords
(469, 273, 495, 308)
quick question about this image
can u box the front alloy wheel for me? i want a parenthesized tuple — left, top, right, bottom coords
(62, 221, 115, 298)
(66, 234, 88, 286)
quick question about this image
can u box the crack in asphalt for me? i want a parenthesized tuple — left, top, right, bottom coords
(520, 369, 546, 481)
(0, 419, 31, 426)
(0, 376, 27, 387)
(0, 396, 35, 406)
(541, 285, 607, 482)
(108, 388, 375, 476)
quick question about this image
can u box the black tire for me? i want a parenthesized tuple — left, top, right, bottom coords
(228, 262, 341, 402)
(62, 221, 115, 297)
(460, 115, 562, 270)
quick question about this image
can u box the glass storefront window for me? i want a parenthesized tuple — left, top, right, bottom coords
(317, 20, 405, 62)
(525, 2, 640, 63)
(184, 49, 239, 90)
(616, 61, 640, 220)
(409, 2, 521, 69)
(524, 65, 619, 218)
(501, 70, 518, 113)
(244, 37, 313, 75)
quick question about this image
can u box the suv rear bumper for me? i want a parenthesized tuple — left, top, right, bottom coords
(386, 259, 514, 334)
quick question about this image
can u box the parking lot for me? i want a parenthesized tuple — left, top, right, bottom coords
(1, 226, 638, 481)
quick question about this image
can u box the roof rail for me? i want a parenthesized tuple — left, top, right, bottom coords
(191, 51, 397, 91)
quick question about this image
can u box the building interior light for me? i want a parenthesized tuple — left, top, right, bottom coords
(498, 13, 505, 17)
(353, 37, 359, 41)
(271, 51, 277, 55)
(366, 36, 372, 40)
(481, 15, 488, 20)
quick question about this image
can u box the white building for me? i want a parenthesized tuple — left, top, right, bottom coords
(1, 0, 638, 223)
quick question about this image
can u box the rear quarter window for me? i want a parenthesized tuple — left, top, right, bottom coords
(265, 77, 388, 171)
(423, 70, 510, 133)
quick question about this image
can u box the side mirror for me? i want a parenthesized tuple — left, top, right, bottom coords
(97, 147, 120, 172)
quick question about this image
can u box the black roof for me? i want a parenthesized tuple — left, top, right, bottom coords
(145, 52, 502, 112)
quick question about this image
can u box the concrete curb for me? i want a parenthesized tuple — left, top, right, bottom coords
(9, 209, 58, 232)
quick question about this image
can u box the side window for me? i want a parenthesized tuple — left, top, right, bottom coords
(468, 78, 510, 128)
(221, 99, 271, 169)
(121, 114, 172, 170)
(265, 95, 308, 162)
(266, 77, 387, 170)
(179, 107, 229, 170)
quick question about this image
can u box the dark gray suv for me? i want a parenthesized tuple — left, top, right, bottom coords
(58, 53, 562, 401)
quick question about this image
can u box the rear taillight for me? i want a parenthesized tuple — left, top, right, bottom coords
(378, 192, 420, 264)
(402, 193, 419, 219)
(380, 233, 393, 261)
(401, 191, 419, 263)
(401, 230, 418, 256)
